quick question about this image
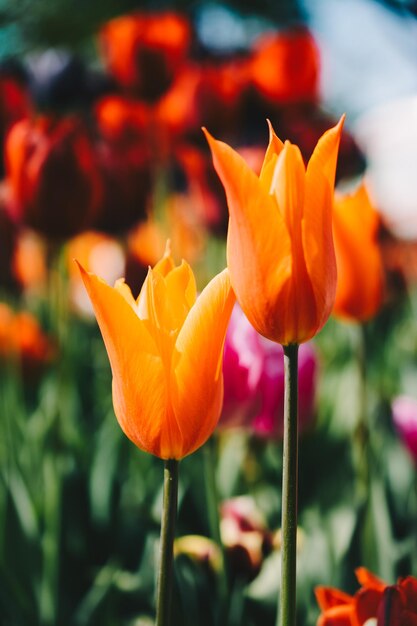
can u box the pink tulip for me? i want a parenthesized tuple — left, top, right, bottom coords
(221, 304, 317, 437)
(392, 395, 417, 464)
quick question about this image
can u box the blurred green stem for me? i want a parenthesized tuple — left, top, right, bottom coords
(278, 343, 299, 626)
(203, 436, 228, 625)
(40, 456, 61, 625)
(156, 459, 179, 626)
(355, 323, 370, 497)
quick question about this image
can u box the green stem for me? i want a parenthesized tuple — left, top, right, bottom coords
(203, 437, 228, 625)
(278, 343, 299, 626)
(156, 459, 179, 626)
(354, 323, 370, 497)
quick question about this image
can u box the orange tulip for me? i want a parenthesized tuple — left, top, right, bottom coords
(332, 184, 384, 321)
(78, 246, 235, 459)
(204, 117, 344, 345)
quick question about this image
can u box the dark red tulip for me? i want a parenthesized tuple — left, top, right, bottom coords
(5, 116, 101, 239)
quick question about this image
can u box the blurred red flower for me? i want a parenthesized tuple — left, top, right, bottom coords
(249, 29, 319, 104)
(99, 12, 192, 101)
(315, 567, 417, 626)
(0, 67, 30, 170)
(194, 57, 250, 138)
(5, 116, 101, 239)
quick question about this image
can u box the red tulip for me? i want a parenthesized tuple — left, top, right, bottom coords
(6, 116, 101, 239)
(99, 12, 191, 101)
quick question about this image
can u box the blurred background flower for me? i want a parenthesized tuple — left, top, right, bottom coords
(391, 395, 417, 465)
(0, 1, 416, 625)
(221, 304, 317, 437)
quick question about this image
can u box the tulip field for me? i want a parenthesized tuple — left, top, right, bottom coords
(1, 3, 417, 626)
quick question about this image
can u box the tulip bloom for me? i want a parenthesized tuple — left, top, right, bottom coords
(315, 568, 417, 626)
(333, 184, 384, 321)
(204, 117, 344, 346)
(220, 496, 273, 580)
(78, 247, 235, 459)
(99, 12, 191, 100)
(221, 304, 317, 436)
(249, 29, 319, 104)
(6, 116, 101, 239)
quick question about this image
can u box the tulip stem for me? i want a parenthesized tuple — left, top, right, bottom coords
(355, 322, 370, 496)
(156, 459, 179, 626)
(278, 343, 299, 626)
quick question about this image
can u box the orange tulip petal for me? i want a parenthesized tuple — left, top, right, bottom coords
(333, 185, 384, 321)
(355, 567, 386, 591)
(302, 117, 344, 332)
(114, 277, 138, 310)
(204, 128, 292, 341)
(307, 116, 345, 189)
(163, 260, 197, 329)
(270, 142, 318, 343)
(315, 586, 354, 610)
(153, 242, 176, 277)
(172, 268, 236, 457)
(271, 141, 305, 234)
(78, 262, 182, 458)
(259, 120, 285, 188)
(317, 604, 355, 626)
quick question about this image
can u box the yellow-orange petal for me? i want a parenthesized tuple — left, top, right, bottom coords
(77, 262, 180, 458)
(153, 241, 175, 277)
(114, 277, 138, 311)
(204, 128, 292, 341)
(163, 260, 197, 327)
(171, 268, 236, 457)
(302, 117, 344, 333)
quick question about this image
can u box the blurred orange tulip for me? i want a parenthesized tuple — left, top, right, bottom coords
(205, 117, 344, 345)
(333, 184, 384, 321)
(78, 246, 235, 459)
(99, 12, 191, 101)
(0, 303, 54, 375)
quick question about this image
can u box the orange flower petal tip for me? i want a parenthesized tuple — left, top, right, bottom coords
(205, 117, 344, 346)
(77, 252, 236, 460)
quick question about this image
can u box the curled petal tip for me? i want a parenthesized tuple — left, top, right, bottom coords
(164, 239, 172, 257)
